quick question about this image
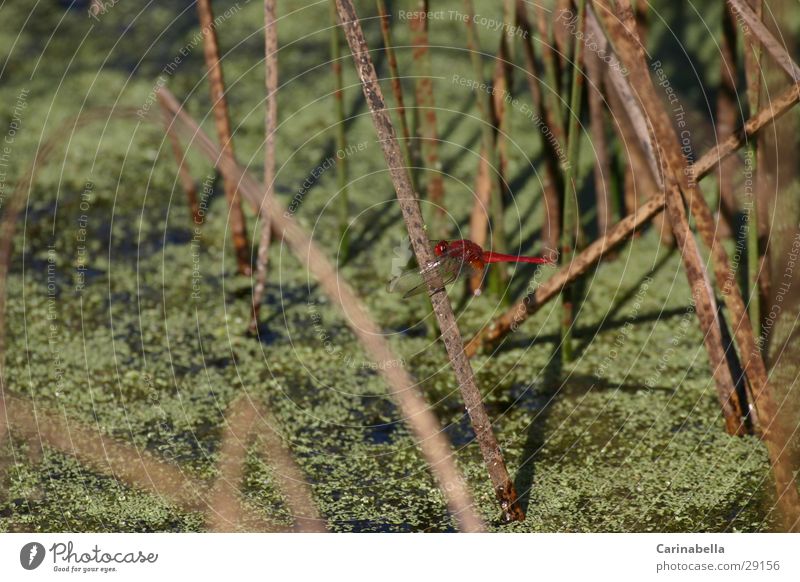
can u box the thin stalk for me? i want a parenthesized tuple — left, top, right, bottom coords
(742, 0, 762, 340)
(376, 0, 416, 187)
(498, 0, 515, 196)
(463, 0, 509, 299)
(716, 2, 739, 237)
(409, 1, 446, 238)
(161, 105, 200, 223)
(602, 65, 662, 230)
(490, 35, 513, 303)
(330, 0, 350, 262)
(585, 48, 611, 237)
(617, 1, 672, 246)
(333, 0, 525, 522)
(591, 1, 669, 249)
(503, 0, 516, 62)
(250, 0, 279, 332)
(468, 145, 492, 292)
(534, 4, 566, 134)
(618, 1, 645, 219)
(196, 0, 251, 276)
(516, 0, 563, 254)
(559, 0, 586, 364)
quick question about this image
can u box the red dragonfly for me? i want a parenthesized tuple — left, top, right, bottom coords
(387, 239, 554, 298)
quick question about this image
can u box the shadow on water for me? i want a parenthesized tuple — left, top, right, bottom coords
(572, 246, 676, 357)
(339, 201, 404, 266)
(491, 305, 692, 356)
(511, 359, 677, 515)
(512, 343, 561, 514)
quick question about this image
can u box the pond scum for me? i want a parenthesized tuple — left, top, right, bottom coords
(1, 0, 799, 532)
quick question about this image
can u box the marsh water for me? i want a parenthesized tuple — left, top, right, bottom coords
(1, 1, 799, 532)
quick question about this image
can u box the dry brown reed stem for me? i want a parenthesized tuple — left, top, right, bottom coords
(622, 0, 650, 218)
(612, 0, 800, 440)
(5, 394, 205, 511)
(161, 104, 201, 222)
(595, 3, 800, 521)
(734, 0, 795, 346)
(585, 7, 672, 245)
(727, 0, 800, 526)
(515, 0, 562, 254)
(492, 34, 513, 223)
(207, 395, 262, 531)
(468, 147, 492, 291)
(728, 0, 800, 82)
(157, 88, 487, 531)
(585, 10, 661, 183)
(464, 78, 800, 357)
(196, 0, 251, 276)
(716, 2, 739, 237)
(376, 0, 414, 174)
(534, 4, 566, 134)
(585, 47, 612, 237)
(602, 69, 662, 217)
(553, 0, 572, 63)
(467, 35, 513, 294)
(250, 0, 279, 332)
(409, 1, 445, 233)
(0, 388, 7, 452)
(464, 1, 492, 294)
(463, 0, 509, 297)
(207, 395, 326, 532)
(333, 0, 524, 522)
(616, 55, 770, 429)
(2, 393, 293, 530)
(587, 1, 746, 435)
(248, 400, 326, 532)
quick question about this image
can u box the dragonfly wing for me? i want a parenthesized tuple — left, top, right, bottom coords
(387, 248, 476, 299)
(433, 256, 468, 289)
(399, 257, 469, 298)
(386, 267, 427, 297)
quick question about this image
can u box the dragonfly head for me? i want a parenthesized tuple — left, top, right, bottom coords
(434, 240, 449, 256)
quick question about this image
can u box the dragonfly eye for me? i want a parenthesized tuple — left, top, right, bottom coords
(434, 241, 448, 256)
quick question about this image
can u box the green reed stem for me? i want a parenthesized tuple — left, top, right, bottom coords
(560, 0, 586, 364)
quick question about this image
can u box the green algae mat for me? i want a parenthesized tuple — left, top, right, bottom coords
(1, 0, 798, 532)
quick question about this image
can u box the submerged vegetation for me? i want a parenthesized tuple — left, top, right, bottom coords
(0, 0, 799, 532)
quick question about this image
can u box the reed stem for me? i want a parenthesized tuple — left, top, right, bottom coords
(560, 0, 586, 364)
(463, 0, 508, 299)
(330, 0, 350, 262)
